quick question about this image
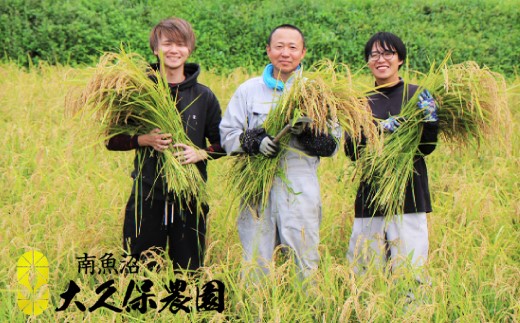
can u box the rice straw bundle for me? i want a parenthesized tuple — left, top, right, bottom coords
(227, 60, 377, 210)
(66, 49, 207, 208)
(356, 58, 510, 218)
(434, 61, 510, 145)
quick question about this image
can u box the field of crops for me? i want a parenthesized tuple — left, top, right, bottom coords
(0, 61, 518, 321)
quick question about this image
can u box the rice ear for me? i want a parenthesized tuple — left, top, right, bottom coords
(65, 48, 207, 212)
(355, 55, 511, 218)
(227, 59, 378, 212)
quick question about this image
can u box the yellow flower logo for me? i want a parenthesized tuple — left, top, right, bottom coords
(16, 250, 49, 316)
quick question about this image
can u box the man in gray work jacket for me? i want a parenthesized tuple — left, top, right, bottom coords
(220, 24, 341, 280)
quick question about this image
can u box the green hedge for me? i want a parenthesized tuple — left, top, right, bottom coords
(0, 0, 154, 66)
(1, 0, 518, 76)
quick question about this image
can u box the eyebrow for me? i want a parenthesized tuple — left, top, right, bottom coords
(273, 41, 300, 45)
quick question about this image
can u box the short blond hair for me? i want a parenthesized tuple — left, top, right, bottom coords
(149, 17, 196, 53)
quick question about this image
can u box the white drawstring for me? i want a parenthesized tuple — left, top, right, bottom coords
(163, 199, 175, 227)
(171, 203, 174, 224)
(164, 200, 168, 226)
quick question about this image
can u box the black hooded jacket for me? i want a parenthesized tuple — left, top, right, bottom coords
(106, 62, 223, 200)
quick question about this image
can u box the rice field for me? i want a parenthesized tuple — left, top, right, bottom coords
(0, 62, 518, 322)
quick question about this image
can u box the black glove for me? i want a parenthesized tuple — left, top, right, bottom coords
(239, 128, 280, 157)
(296, 128, 337, 157)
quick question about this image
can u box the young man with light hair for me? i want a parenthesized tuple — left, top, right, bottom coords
(107, 17, 224, 272)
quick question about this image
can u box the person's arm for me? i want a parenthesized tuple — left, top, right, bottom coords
(418, 122, 439, 156)
(203, 91, 226, 159)
(293, 120, 341, 157)
(220, 84, 273, 156)
(172, 143, 208, 165)
(106, 129, 173, 152)
(219, 87, 248, 155)
(174, 91, 226, 165)
(220, 83, 279, 157)
(416, 89, 439, 156)
(344, 131, 367, 161)
(106, 134, 139, 151)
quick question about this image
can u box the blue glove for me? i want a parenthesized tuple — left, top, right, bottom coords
(380, 116, 401, 133)
(417, 89, 438, 122)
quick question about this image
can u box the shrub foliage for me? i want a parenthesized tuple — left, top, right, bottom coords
(1, 0, 518, 76)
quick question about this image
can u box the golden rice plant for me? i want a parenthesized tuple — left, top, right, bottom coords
(357, 57, 510, 218)
(435, 61, 510, 146)
(66, 49, 207, 209)
(227, 60, 377, 211)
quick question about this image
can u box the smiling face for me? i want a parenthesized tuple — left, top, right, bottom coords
(153, 33, 191, 71)
(368, 42, 403, 86)
(149, 18, 195, 73)
(266, 27, 306, 82)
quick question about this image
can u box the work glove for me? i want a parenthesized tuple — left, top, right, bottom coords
(380, 116, 401, 133)
(417, 89, 438, 122)
(240, 128, 266, 155)
(296, 128, 338, 157)
(240, 128, 279, 157)
(259, 136, 280, 158)
(290, 122, 306, 136)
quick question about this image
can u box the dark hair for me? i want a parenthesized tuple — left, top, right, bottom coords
(149, 17, 196, 54)
(364, 32, 406, 67)
(267, 24, 306, 48)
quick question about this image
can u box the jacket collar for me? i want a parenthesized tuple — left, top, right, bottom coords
(149, 62, 200, 90)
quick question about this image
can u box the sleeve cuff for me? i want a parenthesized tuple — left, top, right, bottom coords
(131, 135, 139, 148)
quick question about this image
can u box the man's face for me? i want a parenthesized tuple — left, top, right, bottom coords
(154, 34, 190, 71)
(368, 42, 403, 86)
(266, 28, 306, 81)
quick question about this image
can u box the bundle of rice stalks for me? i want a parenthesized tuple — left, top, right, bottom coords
(66, 49, 206, 208)
(227, 60, 377, 210)
(435, 61, 510, 145)
(357, 58, 510, 218)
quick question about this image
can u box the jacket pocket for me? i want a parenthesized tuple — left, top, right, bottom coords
(248, 103, 271, 128)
